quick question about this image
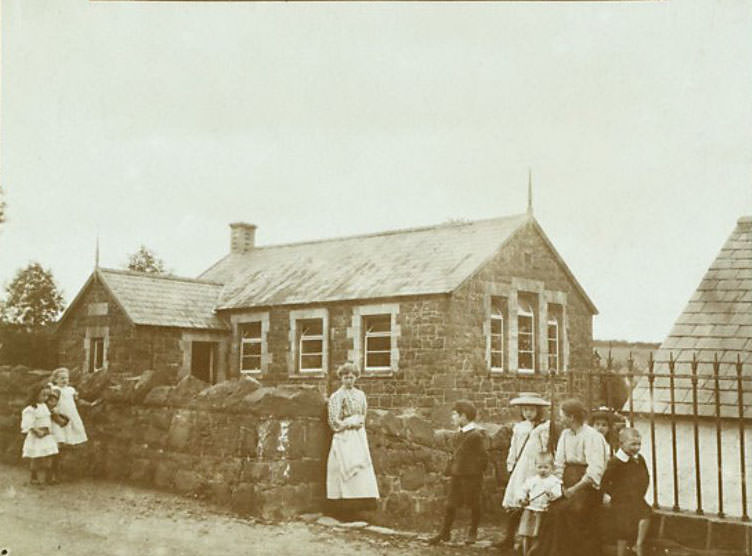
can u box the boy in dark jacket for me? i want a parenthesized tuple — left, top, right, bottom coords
(428, 400, 488, 545)
(601, 427, 651, 556)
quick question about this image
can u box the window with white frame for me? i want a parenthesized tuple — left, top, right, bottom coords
(547, 304, 563, 371)
(517, 295, 536, 373)
(297, 318, 324, 373)
(240, 321, 263, 374)
(490, 297, 506, 371)
(89, 337, 104, 373)
(363, 314, 392, 371)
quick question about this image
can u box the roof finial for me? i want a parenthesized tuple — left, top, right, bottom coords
(527, 168, 533, 216)
(95, 233, 100, 269)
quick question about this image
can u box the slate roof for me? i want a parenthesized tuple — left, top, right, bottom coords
(630, 216, 752, 418)
(57, 269, 227, 331)
(199, 214, 598, 313)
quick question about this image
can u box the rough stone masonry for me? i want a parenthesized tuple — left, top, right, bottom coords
(0, 365, 511, 529)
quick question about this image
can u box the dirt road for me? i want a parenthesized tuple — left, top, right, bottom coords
(0, 464, 489, 556)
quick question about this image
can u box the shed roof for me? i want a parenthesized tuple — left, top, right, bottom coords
(200, 214, 598, 312)
(57, 268, 227, 331)
(629, 216, 752, 418)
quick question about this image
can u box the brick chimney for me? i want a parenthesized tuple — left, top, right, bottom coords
(230, 222, 257, 254)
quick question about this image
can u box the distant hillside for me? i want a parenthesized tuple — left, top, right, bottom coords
(593, 340, 660, 371)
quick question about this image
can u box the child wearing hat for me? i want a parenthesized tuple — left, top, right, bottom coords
(428, 400, 488, 546)
(498, 392, 550, 550)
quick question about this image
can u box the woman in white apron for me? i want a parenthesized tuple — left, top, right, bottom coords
(326, 361, 379, 518)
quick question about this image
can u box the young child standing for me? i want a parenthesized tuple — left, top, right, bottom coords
(428, 400, 488, 546)
(601, 427, 651, 556)
(590, 406, 617, 457)
(516, 452, 563, 555)
(499, 392, 550, 550)
(45, 389, 64, 484)
(20, 385, 60, 485)
(49, 368, 91, 447)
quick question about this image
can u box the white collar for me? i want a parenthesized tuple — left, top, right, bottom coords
(615, 449, 630, 462)
(461, 422, 478, 433)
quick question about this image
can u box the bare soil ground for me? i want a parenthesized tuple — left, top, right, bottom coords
(0, 464, 489, 556)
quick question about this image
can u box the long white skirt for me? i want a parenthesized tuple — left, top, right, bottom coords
(326, 427, 379, 499)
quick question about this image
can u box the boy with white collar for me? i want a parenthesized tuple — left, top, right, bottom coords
(428, 400, 488, 546)
(600, 427, 651, 556)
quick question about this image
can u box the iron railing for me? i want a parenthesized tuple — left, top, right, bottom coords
(547, 350, 750, 522)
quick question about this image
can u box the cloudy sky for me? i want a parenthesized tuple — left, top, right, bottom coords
(1, 0, 750, 342)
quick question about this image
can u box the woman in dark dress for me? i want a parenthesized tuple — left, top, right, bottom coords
(529, 399, 609, 556)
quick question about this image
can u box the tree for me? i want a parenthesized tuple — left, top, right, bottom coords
(126, 245, 166, 274)
(0, 262, 65, 329)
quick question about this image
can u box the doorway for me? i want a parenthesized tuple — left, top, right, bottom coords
(191, 341, 218, 384)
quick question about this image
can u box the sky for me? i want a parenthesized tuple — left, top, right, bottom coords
(1, 0, 751, 343)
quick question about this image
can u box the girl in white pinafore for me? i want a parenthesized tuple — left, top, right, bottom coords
(499, 392, 551, 550)
(21, 385, 59, 484)
(49, 368, 89, 446)
(326, 361, 379, 509)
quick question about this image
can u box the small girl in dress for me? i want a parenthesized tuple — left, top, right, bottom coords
(48, 367, 94, 449)
(20, 384, 60, 485)
(516, 452, 563, 555)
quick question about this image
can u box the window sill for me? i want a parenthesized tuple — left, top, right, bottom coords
(360, 369, 397, 379)
(287, 371, 327, 380)
(487, 369, 562, 378)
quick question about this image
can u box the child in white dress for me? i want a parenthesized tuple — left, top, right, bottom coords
(21, 385, 60, 485)
(516, 452, 563, 555)
(49, 368, 94, 447)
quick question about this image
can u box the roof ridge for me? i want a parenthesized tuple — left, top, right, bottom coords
(241, 213, 529, 252)
(98, 267, 223, 286)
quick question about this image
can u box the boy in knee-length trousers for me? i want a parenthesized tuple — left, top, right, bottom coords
(428, 400, 488, 545)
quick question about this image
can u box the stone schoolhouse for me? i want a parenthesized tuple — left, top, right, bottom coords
(55, 212, 597, 420)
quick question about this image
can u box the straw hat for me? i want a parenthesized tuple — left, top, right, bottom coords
(510, 392, 550, 407)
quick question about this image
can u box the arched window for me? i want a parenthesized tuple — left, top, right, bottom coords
(517, 296, 535, 373)
(490, 297, 506, 371)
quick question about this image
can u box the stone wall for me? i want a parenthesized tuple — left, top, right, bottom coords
(0, 365, 513, 529)
(0, 365, 328, 520)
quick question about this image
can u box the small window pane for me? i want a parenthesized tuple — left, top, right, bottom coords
(366, 315, 391, 333)
(491, 353, 502, 369)
(242, 355, 261, 370)
(301, 339, 323, 354)
(492, 334, 503, 353)
(519, 335, 533, 351)
(491, 319, 502, 334)
(367, 336, 391, 352)
(301, 354, 323, 370)
(519, 353, 534, 370)
(519, 316, 533, 333)
(242, 342, 262, 356)
(366, 352, 391, 368)
(242, 322, 262, 338)
(300, 319, 323, 336)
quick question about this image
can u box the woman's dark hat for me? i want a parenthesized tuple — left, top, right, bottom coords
(590, 406, 617, 422)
